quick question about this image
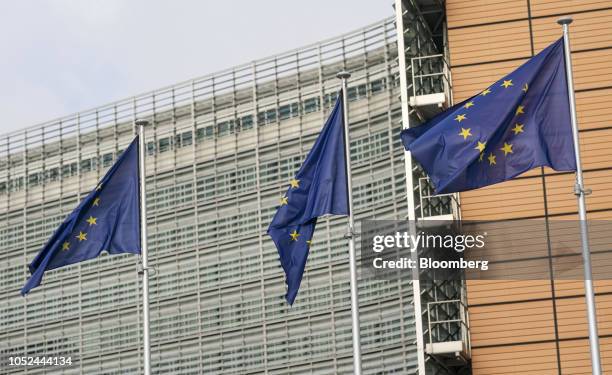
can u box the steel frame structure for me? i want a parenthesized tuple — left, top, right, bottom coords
(395, 0, 471, 374)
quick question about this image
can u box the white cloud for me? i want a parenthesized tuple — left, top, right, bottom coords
(0, 1, 392, 134)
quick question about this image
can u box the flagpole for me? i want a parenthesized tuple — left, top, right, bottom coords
(136, 120, 152, 375)
(337, 71, 363, 375)
(558, 16, 602, 375)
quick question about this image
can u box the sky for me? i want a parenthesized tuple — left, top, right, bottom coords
(0, 1, 392, 134)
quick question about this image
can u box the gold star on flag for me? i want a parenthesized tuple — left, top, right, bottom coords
(62, 241, 70, 251)
(289, 178, 300, 188)
(86, 216, 97, 226)
(474, 141, 486, 153)
(455, 114, 467, 122)
(290, 230, 300, 241)
(481, 88, 491, 96)
(488, 153, 497, 166)
(515, 105, 525, 115)
(501, 80, 513, 88)
(458, 128, 472, 140)
(76, 231, 87, 242)
(93, 197, 100, 206)
(464, 101, 474, 109)
(512, 123, 524, 135)
(522, 83, 528, 93)
(280, 196, 288, 206)
(500, 142, 513, 156)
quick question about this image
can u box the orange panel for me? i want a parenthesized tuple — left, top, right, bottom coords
(448, 20, 531, 66)
(470, 300, 556, 346)
(576, 88, 612, 131)
(577, 129, 612, 169)
(451, 59, 527, 101)
(471, 342, 559, 374)
(556, 294, 612, 339)
(460, 175, 545, 220)
(558, 337, 612, 373)
(532, 8, 612, 51)
(571, 49, 612, 92)
(451, 49, 612, 101)
(545, 170, 612, 216)
(530, 0, 612, 17)
(446, 0, 528, 29)
(554, 279, 612, 298)
(467, 280, 553, 305)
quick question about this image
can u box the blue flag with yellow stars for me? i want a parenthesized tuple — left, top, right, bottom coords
(21, 137, 141, 295)
(401, 38, 576, 194)
(268, 91, 349, 305)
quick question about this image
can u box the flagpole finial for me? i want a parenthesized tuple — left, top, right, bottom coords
(135, 119, 149, 127)
(557, 16, 573, 25)
(336, 71, 351, 80)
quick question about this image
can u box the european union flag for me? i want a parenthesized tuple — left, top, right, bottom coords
(268, 92, 349, 304)
(22, 137, 141, 295)
(401, 38, 576, 194)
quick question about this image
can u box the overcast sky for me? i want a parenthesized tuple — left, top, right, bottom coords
(0, 1, 392, 134)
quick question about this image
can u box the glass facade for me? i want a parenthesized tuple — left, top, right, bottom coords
(0, 18, 420, 374)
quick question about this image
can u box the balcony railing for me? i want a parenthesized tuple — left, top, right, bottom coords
(426, 298, 471, 363)
(411, 54, 451, 99)
(418, 176, 459, 219)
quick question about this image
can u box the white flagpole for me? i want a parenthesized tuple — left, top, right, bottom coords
(136, 120, 152, 375)
(558, 16, 602, 375)
(336, 71, 363, 375)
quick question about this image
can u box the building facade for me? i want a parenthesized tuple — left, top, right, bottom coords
(0, 17, 432, 374)
(446, 1, 612, 373)
(394, 0, 612, 374)
(7, 1, 607, 374)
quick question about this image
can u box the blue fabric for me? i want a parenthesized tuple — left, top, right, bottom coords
(268, 92, 349, 304)
(401, 38, 576, 194)
(22, 137, 141, 295)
